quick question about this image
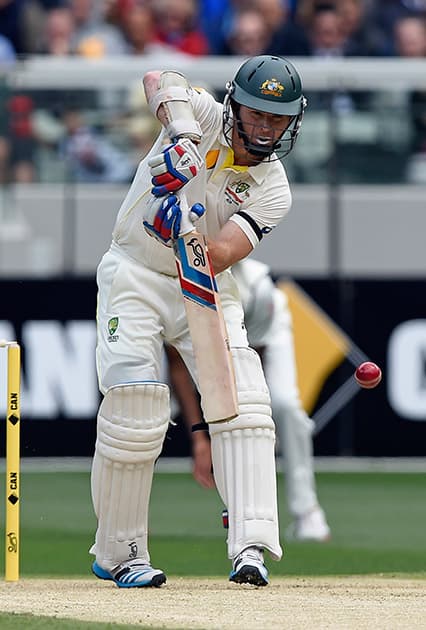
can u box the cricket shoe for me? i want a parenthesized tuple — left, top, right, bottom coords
(92, 559, 166, 588)
(229, 546, 269, 587)
(287, 506, 331, 542)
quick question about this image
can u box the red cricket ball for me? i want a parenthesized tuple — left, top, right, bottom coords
(354, 362, 382, 389)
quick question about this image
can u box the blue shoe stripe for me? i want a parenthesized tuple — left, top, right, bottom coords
(121, 570, 150, 583)
(92, 561, 165, 588)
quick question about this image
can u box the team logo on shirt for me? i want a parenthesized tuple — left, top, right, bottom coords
(225, 181, 251, 206)
(107, 317, 119, 342)
(235, 182, 250, 194)
(260, 78, 284, 98)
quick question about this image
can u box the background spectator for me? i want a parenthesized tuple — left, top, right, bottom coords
(0, 136, 9, 184)
(59, 108, 134, 182)
(393, 14, 426, 182)
(6, 93, 36, 182)
(38, 7, 75, 55)
(296, 0, 390, 56)
(392, 14, 426, 56)
(0, 33, 16, 64)
(336, 0, 389, 56)
(223, 8, 271, 56)
(0, 82, 11, 184)
(255, 0, 311, 56)
(150, 0, 210, 56)
(120, 3, 163, 55)
(307, 4, 346, 57)
(0, 0, 30, 55)
(69, 0, 128, 57)
(0, 0, 68, 56)
(198, 0, 230, 54)
(103, 0, 135, 30)
(371, 0, 426, 54)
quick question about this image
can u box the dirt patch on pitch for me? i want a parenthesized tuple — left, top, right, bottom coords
(0, 576, 425, 629)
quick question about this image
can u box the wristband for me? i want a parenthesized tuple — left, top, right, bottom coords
(191, 422, 209, 433)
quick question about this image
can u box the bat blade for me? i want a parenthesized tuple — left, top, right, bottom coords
(174, 230, 238, 423)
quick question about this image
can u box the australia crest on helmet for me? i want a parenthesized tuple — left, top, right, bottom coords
(260, 78, 285, 98)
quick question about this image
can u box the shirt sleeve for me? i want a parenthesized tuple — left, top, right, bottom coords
(229, 163, 292, 247)
(190, 87, 222, 137)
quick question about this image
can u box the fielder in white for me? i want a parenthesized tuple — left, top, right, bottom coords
(90, 55, 306, 588)
(232, 259, 330, 541)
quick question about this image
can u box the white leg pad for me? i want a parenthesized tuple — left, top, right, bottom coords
(209, 347, 282, 561)
(90, 382, 170, 570)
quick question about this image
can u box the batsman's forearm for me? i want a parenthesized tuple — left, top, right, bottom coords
(166, 345, 204, 432)
(206, 222, 253, 274)
(172, 371, 204, 434)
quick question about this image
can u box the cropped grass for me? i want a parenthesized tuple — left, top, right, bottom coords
(1, 470, 425, 628)
(0, 613, 157, 630)
(0, 470, 425, 578)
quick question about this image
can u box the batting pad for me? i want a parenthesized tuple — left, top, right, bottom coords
(209, 347, 282, 561)
(90, 382, 170, 570)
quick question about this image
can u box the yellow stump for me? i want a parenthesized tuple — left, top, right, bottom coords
(5, 343, 20, 582)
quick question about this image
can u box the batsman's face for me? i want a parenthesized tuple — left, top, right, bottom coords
(236, 105, 291, 150)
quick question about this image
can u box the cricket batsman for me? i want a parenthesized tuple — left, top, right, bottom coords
(90, 55, 306, 588)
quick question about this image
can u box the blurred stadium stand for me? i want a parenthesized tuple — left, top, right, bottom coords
(0, 57, 425, 277)
(1, 57, 426, 458)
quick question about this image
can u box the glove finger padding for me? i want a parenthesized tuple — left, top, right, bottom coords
(143, 194, 205, 246)
(150, 171, 178, 186)
(147, 153, 166, 169)
(149, 138, 203, 197)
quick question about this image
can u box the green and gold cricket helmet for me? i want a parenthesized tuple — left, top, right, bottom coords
(224, 55, 306, 159)
(229, 55, 305, 116)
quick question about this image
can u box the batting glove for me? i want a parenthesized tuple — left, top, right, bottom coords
(148, 138, 204, 197)
(143, 194, 205, 246)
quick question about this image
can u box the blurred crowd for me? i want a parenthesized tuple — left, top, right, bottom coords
(1, 0, 426, 59)
(0, 0, 426, 184)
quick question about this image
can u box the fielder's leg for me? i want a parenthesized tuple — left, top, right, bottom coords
(273, 396, 330, 541)
(90, 382, 169, 587)
(263, 299, 330, 542)
(209, 347, 282, 586)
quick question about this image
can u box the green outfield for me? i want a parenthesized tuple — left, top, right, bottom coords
(0, 470, 425, 629)
(0, 470, 425, 578)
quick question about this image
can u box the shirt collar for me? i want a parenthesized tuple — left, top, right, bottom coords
(217, 132, 272, 185)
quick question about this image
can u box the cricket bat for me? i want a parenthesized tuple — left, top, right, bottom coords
(174, 214, 239, 423)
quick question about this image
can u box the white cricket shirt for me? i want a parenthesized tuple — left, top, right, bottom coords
(111, 87, 292, 276)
